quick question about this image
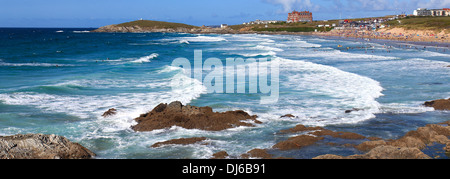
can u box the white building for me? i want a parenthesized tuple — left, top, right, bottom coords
(413, 8, 450, 16)
(243, 20, 282, 25)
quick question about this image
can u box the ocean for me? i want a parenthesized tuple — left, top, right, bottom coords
(0, 28, 449, 159)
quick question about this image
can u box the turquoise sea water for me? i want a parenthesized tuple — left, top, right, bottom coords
(0, 28, 449, 158)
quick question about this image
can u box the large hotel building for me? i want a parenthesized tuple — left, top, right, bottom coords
(287, 10, 313, 23)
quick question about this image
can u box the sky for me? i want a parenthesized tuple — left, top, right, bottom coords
(0, 0, 449, 27)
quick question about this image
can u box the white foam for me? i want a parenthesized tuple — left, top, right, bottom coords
(179, 40, 190, 44)
(371, 58, 450, 71)
(380, 102, 435, 114)
(179, 36, 227, 42)
(0, 74, 207, 132)
(73, 30, 90, 33)
(0, 61, 75, 67)
(238, 51, 277, 57)
(250, 45, 284, 52)
(284, 39, 322, 48)
(158, 65, 184, 73)
(131, 53, 159, 63)
(287, 49, 397, 61)
(265, 57, 384, 126)
(49, 78, 172, 89)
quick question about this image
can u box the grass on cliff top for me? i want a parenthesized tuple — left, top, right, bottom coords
(231, 20, 338, 32)
(383, 16, 450, 32)
(117, 20, 198, 29)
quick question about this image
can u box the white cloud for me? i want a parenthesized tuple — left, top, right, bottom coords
(265, 0, 450, 13)
(418, 0, 450, 8)
(263, 0, 320, 12)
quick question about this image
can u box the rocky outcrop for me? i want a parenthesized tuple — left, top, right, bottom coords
(315, 121, 450, 159)
(279, 124, 366, 140)
(0, 134, 95, 159)
(102, 108, 117, 118)
(132, 101, 261, 132)
(445, 142, 450, 153)
(211, 151, 230, 159)
(314, 146, 431, 159)
(273, 135, 324, 150)
(272, 124, 365, 151)
(424, 98, 450, 110)
(150, 137, 208, 148)
(241, 148, 274, 159)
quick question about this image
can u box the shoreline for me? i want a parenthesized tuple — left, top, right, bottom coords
(92, 28, 450, 47)
(311, 33, 450, 48)
(90, 22, 450, 47)
(311, 28, 450, 45)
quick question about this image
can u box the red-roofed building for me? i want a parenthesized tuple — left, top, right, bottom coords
(287, 10, 313, 23)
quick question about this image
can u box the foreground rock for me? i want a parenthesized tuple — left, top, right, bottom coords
(0, 134, 95, 159)
(211, 151, 230, 159)
(315, 121, 450, 159)
(424, 98, 450, 110)
(314, 146, 431, 159)
(132, 101, 261, 132)
(273, 135, 324, 150)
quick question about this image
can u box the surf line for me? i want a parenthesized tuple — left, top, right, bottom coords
(170, 50, 279, 104)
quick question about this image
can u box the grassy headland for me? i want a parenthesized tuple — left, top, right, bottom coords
(382, 16, 450, 33)
(92, 20, 199, 33)
(117, 20, 198, 29)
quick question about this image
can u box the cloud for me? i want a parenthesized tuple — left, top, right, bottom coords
(263, 0, 320, 12)
(418, 0, 450, 8)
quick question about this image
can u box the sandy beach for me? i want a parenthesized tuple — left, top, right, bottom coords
(314, 27, 450, 44)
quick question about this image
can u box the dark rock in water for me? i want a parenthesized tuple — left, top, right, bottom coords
(345, 108, 362, 113)
(280, 114, 295, 118)
(132, 101, 261, 132)
(0, 134, 95, 159)
(419, 82, 443, 85)
(102, 108, 117, 118)
(150, 137, 208, 148)
(424, 98, 450, 110)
